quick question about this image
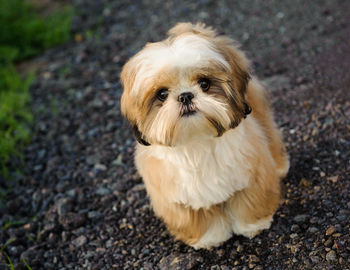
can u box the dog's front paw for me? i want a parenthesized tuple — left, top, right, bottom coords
(232, 215, 273, 239)
(191, 217, 232, 249)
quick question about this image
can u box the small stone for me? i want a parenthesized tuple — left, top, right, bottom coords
(248, 255, 260, 263)
(158, 253, 203, 270)
(324, 239, 333, 247)
(237, 245, 244, 253)
(66, 189, 76, 197)
(41, 223, 55, 236)
(95, 187, 111, 196)
(217, 249, 225, 257)
(144, 262, 154, 270)
(326, 226, 336, 236)
(58, 212, 86, 229)
(328, 176, 339, 183)
(310, 256, 320, 263)
(56, 198, 72, 216)
(291, 224, 300, 232)
(106, 239, 114, 248)
(307, 227, 319, 233)
(141, 248, 150, 255)
(290, 233, 298, 239)
(293, 214, 309, 223)
(84, 251, 95, 259)
(94, 163, 107, 171)
(112, 154, 124, 166)
(326, 250, 337, 262)
(336, 215, 346, 222)
(72, 235, 87, 247)
(309, 217, 318, 224)
(88, 211, 103, 219)
(262, 75, 291, 92)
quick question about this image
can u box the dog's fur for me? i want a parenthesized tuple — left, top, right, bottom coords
(120, 23, 289, 249)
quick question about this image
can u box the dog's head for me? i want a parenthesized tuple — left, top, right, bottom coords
(121, 23, 251, 146)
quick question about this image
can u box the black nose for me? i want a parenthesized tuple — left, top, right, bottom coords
(178, 92, 194, 105)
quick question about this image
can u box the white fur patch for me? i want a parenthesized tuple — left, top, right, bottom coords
(230, 215, 273, 239)
(130, 35, 229, 96)
(192, 216, 232, 249)
(137, 117, 264, 210)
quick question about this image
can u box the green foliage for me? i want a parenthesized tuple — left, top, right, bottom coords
(22, 258, 33, 270)
(0, 0, 73, 63)
(0, 0, 73, 177)
(0, 66, 33, 177)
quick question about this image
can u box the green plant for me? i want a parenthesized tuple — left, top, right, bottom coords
(22, 258, 32, 270)
(6, 254, 14, 270)
(0, 0, 73, 177)
(0, 0, 73, 63)
(1, 238, 16, 253)
(0, 66, 34, 177)
(1, 253, 32, 270)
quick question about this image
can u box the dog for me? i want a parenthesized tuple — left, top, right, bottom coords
(120, 22, 289, 249)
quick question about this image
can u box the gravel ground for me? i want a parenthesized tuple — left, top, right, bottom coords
(1, 0, 349, 269)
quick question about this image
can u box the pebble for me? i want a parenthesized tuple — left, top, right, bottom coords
(293, 214, 309, 223)
(310, 256, 320, 263)
(56, 198, 72, 216)
(248, 255, 260, 263)
(291, 224, 300, 232)
(88, 211, 103, 219)
(58, 212, 86, 229)
(324, 239, 333, 247)
(290, 233, 298, 239)
(325, 226, 336, 236)
(307, 227, 319, 233)
(72, 235, 87, 247)
(94, 163, 107, 171)
(325, 250, 337, 262)
(95, 187, 111, 196)
(158, 253, 203, 270)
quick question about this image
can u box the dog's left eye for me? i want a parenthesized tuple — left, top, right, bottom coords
(198, 78, 211, 92)
(156, 88, 169, 101)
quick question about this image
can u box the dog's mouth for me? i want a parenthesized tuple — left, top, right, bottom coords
(180, 104, 197, 117)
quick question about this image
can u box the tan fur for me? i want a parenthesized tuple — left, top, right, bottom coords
(136, 156, 226, 245)
(120, 23, 289, 248)
(246, 78, 290, 178)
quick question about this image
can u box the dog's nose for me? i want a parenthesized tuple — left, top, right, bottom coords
(178, 92, 194, 105)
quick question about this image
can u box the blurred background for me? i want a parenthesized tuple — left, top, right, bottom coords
(0, 0, 349, 269)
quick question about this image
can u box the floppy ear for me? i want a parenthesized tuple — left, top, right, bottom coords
(121, 59, 151, 146)
(215, 36, 251, 97)
(120, 60, 138, 123)
(214, 35, 252, 123)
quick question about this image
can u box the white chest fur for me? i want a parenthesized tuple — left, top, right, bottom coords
(136, 118, 264, 210)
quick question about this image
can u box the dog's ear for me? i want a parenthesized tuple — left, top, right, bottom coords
(214, 36, 252, 122)
(215, 37, 251, 98)
(133, 125, 150, 146)
(121, 58, 150, 146)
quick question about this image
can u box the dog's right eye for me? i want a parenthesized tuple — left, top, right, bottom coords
(156, 88, 168, 101)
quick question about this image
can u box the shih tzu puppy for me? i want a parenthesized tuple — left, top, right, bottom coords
(120, 23, 289, 249)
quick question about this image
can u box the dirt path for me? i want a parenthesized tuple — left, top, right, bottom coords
(1, 0, 349, 269)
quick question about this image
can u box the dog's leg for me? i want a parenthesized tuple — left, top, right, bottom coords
(226, 170, 281, 238)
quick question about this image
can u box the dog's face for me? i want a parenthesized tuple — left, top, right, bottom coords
(121, 23, 251, 146)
